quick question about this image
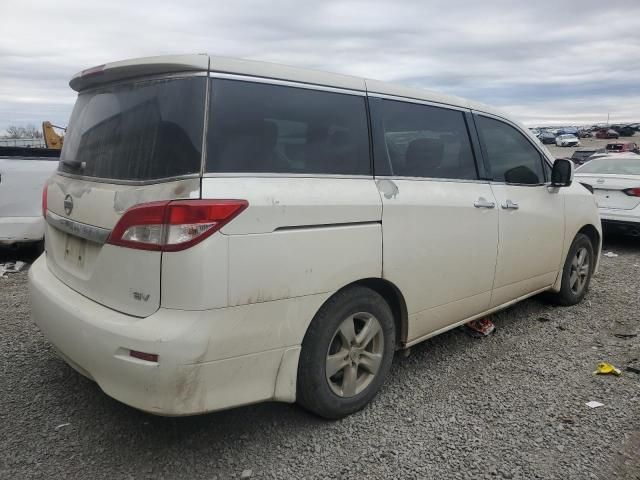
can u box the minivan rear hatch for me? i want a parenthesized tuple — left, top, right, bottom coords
(45, 71, 207, 317)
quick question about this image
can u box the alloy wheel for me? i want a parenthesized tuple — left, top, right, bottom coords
(325, 312, 384, 397)
(569, 247, 590, 295)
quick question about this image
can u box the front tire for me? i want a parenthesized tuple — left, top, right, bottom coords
(297, 286, 395, 419)
(549, 233, 595, 306)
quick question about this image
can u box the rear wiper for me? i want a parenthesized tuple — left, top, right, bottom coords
(60, 159, 85, 170)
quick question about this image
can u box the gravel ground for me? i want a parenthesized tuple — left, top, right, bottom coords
(1, 236, 639, 480)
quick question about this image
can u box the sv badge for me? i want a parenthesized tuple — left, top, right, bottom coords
(132, 291, 151, 302)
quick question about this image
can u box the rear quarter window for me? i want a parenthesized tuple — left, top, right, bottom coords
(59, 76, 206, 181)
(206, 79, 370, 175)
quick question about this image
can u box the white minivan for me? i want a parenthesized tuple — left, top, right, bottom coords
(30, 55, 601, 419)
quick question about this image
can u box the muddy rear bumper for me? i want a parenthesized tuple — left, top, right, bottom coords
(28, 255, 304, 415)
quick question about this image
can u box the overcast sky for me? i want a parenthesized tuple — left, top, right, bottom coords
(1, 0, 639, 133)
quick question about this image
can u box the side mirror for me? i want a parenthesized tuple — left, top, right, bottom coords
(551, 158, 573, 187)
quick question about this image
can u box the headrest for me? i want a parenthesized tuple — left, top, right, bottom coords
(405, 138, 444, 174)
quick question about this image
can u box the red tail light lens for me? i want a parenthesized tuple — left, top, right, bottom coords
(108, 201, 168, 251)
(107, 199, 248, 252)
(623, 188, 640, 197)
(42, 182, 48, 217)
(129, 350, 159, 363)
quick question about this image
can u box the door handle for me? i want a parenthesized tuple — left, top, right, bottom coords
(501, 199, 519, 210)
(474, 197, 496, 209)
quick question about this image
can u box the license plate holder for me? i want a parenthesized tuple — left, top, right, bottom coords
(64, 234, 87, 269)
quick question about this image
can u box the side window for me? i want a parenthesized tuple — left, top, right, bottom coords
(543, 159, 551, 181)
(476, 115, 545, 185)
(206, 79, 370, 175)
(370, 98, 478, 180)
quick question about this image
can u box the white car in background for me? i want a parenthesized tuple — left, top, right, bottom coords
(575, 154, 640, 236)
(29, 54, 601, 419)
(0, 154, 58, 247)
(556, 134, 580, 147)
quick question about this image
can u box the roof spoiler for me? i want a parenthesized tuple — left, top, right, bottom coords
(69, 54, 209, 92)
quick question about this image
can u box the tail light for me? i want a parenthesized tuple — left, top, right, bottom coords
(107, 199, 248, 252)
(81, 64, 105, 77)
(623, 188, 640, 197)
(42, 182, 48, 217)
(129, 350, 158, 363)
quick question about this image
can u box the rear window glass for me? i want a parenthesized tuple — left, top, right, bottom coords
(606, 144, 623, 151)
(370, 98, 477, 179)
(59, 77, 205, 181)
(206, 79, 370, 175)
(577, 158, 640, 175)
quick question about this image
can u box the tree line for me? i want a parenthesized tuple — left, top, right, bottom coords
(2, 125, 44, 139)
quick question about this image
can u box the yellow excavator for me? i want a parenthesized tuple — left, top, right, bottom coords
(42, 121, 66, 150)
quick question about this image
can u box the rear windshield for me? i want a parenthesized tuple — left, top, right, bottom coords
(577, 158, 640, 175)
(59, 77, 206, 181)
(606, 144, 623, 151)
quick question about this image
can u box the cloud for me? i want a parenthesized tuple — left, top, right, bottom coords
(1, 0, 639, 131)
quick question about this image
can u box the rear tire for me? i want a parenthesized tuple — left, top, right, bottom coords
(33, 240, 44, 255)
(548, 233, 594, 306)
(296, 286, 395, 419)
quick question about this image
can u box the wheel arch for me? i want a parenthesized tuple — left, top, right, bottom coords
(331, 278, 409, 349)
(552, 223, 601, 292)
(577, 223, 601, 254)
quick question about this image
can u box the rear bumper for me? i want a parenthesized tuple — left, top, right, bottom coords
(28, 255, 320, 415)
(599, 207, 640, 232)
(0, 216, 44, 244)
(601, 218, 640, 235)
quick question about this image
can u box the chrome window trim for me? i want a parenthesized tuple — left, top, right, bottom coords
(366, 92, 470, 113)
(488, 180, 547, 187)
(199, 68, 212, 177)
(55, 171, 201, 186)
(202, 172, 373, 180)
(76, 71, 208, 95)
(208, 72, 366, 97)
(46, 211, 111, 245)
(374, 175, 489, 185)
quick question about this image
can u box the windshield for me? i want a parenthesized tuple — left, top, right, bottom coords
(59, 76, 206, 181)
(577, 158, 640, 175)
